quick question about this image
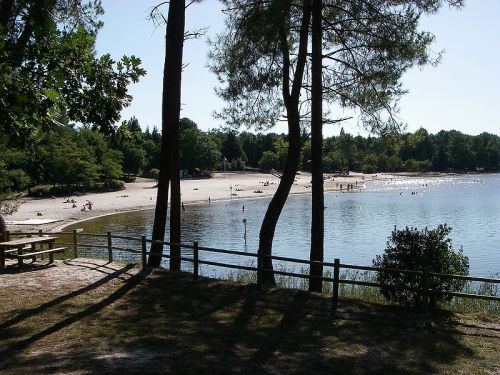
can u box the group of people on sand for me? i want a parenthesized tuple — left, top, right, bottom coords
(63, 197, 94, 210)
(81, 200, 93, 211)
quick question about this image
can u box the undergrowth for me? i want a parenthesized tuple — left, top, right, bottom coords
(221, 262, 499, 314)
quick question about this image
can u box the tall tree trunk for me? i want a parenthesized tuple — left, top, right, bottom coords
(0, 212, 6, 241)
(149, 0, 185, 267)
(258, 114, 302, 285)
(309, 0, 324, 292)
(0, 0, 14, 31)
(169, 106, 182, 271)
(258, 0, 311, 286)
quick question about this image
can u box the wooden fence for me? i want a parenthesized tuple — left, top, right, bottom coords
(3, 230, 499, 309)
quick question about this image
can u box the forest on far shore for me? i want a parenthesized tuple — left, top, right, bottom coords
(1, 116, 499, 197)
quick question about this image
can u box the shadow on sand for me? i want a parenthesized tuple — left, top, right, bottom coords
(1, 266, 496, 374)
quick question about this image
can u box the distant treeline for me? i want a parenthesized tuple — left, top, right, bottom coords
(1, 117, 499, 196)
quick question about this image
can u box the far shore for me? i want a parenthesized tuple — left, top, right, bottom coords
(6, 171, 396, 233)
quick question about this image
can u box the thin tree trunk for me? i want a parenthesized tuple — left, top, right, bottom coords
(0, 212, 6, 241)
(0, 0, 14, 30)
(258, 117, 302, 285)
(167, 0, 185, 271)
(258, 0, 311, 286)
(309, 0, 324, 292)
(149, 0, 185, 267)
(169, 113, 182, 271)
(149, 154, 170, 266)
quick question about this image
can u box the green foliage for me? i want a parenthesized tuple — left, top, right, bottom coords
(0, 1, 145, 137)
(362, 163, 376, 174)
(4, 169, 31, 191)
(121, 144, 146, 177)
(259, 151, 280, 171)
(179, 118, 221, 174)
(373, 225, 469, 309)
(148, 168, 160, 181)
(100, 150, 124, 181)
(404, 159, 432, 172)
(230, 157, 246, 171)
(106, 179, 125, 191)
(0, 119, 498, 198)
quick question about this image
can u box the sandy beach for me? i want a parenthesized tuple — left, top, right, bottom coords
(5, 171, 390, 232)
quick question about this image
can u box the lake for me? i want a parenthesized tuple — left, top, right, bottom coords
(65, 173, 500, 277)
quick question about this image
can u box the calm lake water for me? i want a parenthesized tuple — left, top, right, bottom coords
(66, 174, 500, 277)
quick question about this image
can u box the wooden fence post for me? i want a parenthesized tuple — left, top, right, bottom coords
(38, 229, 44, 260)
(5, 230, 10, 241)
(141, 235, 147, 268)
(257, 249, 262, 290)
(423, 268, 430, 312)
(332, 258, 340, 309)
(193, 241, 199, 280)
(107, 231, 113, 263)
(72, 229, 78, 258)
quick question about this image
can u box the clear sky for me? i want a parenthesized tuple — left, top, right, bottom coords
(96, 1, 500, 137)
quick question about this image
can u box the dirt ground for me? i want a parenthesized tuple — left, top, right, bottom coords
(1, 258, 499, 374)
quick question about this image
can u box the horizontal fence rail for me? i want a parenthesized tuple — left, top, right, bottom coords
(3, 229, 499, 309)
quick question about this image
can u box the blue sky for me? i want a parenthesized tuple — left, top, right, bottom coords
(96, 1, 500, 137)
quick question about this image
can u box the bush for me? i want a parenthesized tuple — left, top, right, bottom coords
(148, 168, 160, 181)
(6, 169, 31, 191)
(362, 163, 376, 174)
(259, 151, 280, 171)
(106, 179, 125, 191)
(230, 157, 246, 171)
(373, 224, 469, 309)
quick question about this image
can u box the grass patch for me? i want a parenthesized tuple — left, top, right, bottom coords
(224, 265, 499, 314)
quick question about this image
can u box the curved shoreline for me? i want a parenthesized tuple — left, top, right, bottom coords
(7, 171, 390, 233)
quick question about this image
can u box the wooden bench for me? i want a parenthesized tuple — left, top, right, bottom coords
(15, 247, 66, 266)
(0, 236, 58, 268)
(3, 248, 20, 257)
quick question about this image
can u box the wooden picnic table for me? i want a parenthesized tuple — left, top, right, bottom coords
(0, 236, 58, 267)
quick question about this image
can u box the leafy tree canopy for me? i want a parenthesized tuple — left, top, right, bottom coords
(0, 0, 146, 138)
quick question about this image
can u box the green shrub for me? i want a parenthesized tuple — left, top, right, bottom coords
(362, 163, 376, 174)
(230, 157, 246, 171)
(106, 179, 125, 190)
(259, 151, 280, 171)
(373, 224, 469, 309)
(148, 168, 160, 180)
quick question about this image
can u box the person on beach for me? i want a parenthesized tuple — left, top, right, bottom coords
(182, 202, 185, 212)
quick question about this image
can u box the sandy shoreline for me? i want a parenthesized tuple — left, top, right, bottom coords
(6, 171, 392, 232)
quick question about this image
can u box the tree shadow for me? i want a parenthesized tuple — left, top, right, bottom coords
(0, 263, 136, 334)
(74, 273, 479, 374)
(0, 261, 56, 274)
(1, 269, 494, 374)
(0, 266, 150, 371)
